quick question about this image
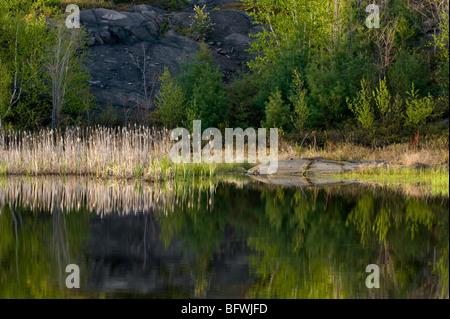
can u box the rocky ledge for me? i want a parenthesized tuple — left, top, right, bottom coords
(247, 158, 388, 176)
(247, 158, 389, 187)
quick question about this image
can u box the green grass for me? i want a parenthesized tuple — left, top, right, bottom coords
(334, 166, 449, 197)
(171, 162, 252, 181)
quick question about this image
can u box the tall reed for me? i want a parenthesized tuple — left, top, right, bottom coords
(0, 126, 255, 180)
(0, 126, 181, 180)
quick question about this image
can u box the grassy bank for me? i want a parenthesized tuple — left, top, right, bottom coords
(278, 131, 449, 168)
(334, 166, 450, 197)
(280, 132, 449, 195)
(1, 126, 448, 185)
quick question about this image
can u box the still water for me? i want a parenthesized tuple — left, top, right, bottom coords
(0, 176, 448, 299)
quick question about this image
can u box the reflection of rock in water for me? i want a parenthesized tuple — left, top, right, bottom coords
(1, 175, 446, 298)
(86, 213, 255, 297)
(87, 212, 191, 294)
(249, 174, 359, 187)
(0, 175, 257, 298)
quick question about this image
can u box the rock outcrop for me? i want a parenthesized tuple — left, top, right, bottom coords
(247, 158, 389, 187)
(79, 1, 259, 110)
(247, 158, 389, 176)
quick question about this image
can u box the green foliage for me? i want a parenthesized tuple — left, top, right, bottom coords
(159, 21, 169, 35)
(60, 60, 94, 126)
(387, 50, 430, 97)
(434, 8, 449, 98)
(0, 0, 53, 129)
(0, 59, 11, 116)
(79, 86, 98, 126)
(1, 0, 446, 145)
(240, 0, 446, 141)
(265, 47, 308, 99)
(263, 88, 291, 131)
(178, 43, 228, 129)
(243, 0, 345, 70)
(391, 93, 404, 126)
(227, 73, 265, 128)
(404, 84, 435, 129)
(0, 1, 94, 129)
(346, 78, 374, 132)
(227, 47, 307, 129)
(289, 70, 309, 131)
(373, 77, 391, 125)
(182, 98, 200, 132)
(190, 71, 227, 129)
(305, 40, 374, 127)
(155, 67, 185, 128)
(190, 5, 214, 40)
(435, 8, 449, 64)
(96, 103, 120, 126)
(45, 19, 92, 128)
(170, 0, 189, 10)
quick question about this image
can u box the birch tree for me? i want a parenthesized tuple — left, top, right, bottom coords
(46, 21, 86, 128)
(242, 0, 352, 70)
(0, 1, 50, 129)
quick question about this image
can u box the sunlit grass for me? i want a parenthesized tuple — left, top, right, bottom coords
(335, 166, 449, 197)
(340, 166, 449, 185)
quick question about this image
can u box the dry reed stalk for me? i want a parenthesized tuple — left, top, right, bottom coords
(0, 126, 174, 180)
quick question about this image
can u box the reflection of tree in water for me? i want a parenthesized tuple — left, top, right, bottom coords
(347, 192, 448, 298)
(153, 182, 449, 298)
(0, 204, 91, 298)
(0, 176, 220, 298)
(156, 180, 225, 297)
(241, 186, 448, 299)
(152, 180, 448, 298)
(0, 177, 447, 298)
(244, 187, 361, 298)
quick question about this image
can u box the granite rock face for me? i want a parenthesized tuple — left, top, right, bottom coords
(81, 6, 166, 46)
(79, 2, 258, 111)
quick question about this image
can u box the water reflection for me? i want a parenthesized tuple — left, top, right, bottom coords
(0, 176, 448, 298)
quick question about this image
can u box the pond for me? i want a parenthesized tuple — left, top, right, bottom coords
(0, 175, 448, 299)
